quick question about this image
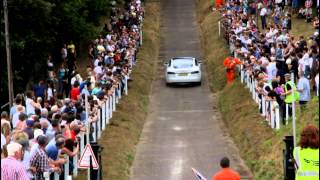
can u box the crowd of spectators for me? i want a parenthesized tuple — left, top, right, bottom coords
(1, 0, 144, 179)
(220, 0, 319, 124)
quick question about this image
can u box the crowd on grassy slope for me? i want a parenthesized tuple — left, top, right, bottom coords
(1, 0, 144, 179)
(219, 0, 319, 125)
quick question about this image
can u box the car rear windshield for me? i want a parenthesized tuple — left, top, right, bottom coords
(172, 59, 193, 69)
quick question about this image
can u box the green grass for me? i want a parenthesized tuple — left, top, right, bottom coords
(74, 1, 161, 180)
(196, 1, 319, 180)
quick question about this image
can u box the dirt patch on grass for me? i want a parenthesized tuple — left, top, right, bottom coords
(196, 1, 319, 180)
(75, 2, 160, 180)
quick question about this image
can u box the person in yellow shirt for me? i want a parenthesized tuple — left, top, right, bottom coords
(294, 124, 319, 180)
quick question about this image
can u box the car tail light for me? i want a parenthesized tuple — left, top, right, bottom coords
(191, 71, 199, 74)
(167, 72, 175, 74)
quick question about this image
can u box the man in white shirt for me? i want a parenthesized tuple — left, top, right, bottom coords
(260, 5, 268, 29)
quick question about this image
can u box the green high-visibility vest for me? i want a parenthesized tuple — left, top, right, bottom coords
(284, 80, 299, 103)
(294, 147, 319, 180)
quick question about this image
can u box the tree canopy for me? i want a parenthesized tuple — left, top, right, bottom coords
(0, 0, 114, 107)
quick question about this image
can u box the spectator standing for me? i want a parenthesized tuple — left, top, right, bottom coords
(26, 91, 37, 116)
(260, 5, 268, 29)
(212, 157, 240, 180)
(15, 113, 28, 131)
(294, 124, 319, 180)
(61, 44, 68, 61)
(1, 111, 11, 129)
(282, 73, 299, 119)
(305, 0, 313, 22)
(23, 119, 35, 140)
(297, 71, 311, 111)
(33, 80, 46, 101)
(12, 105, 25, 129)
(1, 142, 29, 180)
(9, 94, 23, 120)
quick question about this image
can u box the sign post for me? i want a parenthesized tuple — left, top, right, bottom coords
(84, 87, 91, 180)
(291, 73, 296, 148)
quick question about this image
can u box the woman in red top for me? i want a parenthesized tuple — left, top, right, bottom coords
(70, 81, 80, 100)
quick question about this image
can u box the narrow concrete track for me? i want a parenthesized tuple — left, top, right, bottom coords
(130, 0, 251, 179)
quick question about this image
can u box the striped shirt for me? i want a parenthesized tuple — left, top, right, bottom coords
(1, 156, 29, 180)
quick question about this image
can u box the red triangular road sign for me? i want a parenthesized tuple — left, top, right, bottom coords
(78, 144, 99, 169)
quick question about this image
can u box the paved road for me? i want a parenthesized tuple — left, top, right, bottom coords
(130, 0, 252, 179)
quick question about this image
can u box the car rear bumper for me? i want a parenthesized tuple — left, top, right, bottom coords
(166, 74, 201, 83)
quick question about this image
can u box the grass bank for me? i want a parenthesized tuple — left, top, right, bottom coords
(75, 1, 160, 179)
(197, 1, 319, 180)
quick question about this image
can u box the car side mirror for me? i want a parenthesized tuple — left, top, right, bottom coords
(164, 62, 169, 66)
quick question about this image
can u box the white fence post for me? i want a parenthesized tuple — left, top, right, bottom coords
(109, 95, 113, 118)
(73, 153, 78, 177)
(140, 25, 143, 45)
(275, 104, 280, 130)
(270, 102, 275, 128)
(97, 109, 101, 139)
(240, 65, 244, 83)
(262, 96, 266, 116)
(116, 86, 119, 104)
(266, 101, 270, 123)
(102, 103, 106, 130)
(106, 100, 109, 124)
(113, 90, 116, 111)
(285, 103, 289, 125)
(44, 172, 50, 180)
(54, 172, 59, 180)
(252, 80, 256, 100)
(92, 121, 97, 142)
(125, 75, 128, 96)
(118, 83, 122, 100)
(80, 133, 84, 155)
(64, 154, 69, 180)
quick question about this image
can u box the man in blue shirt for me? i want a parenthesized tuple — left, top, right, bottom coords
(297, 71, 311, 111)
(46, 134, 66, 166)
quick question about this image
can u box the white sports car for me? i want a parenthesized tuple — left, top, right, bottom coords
(165, 57, 202, 85)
